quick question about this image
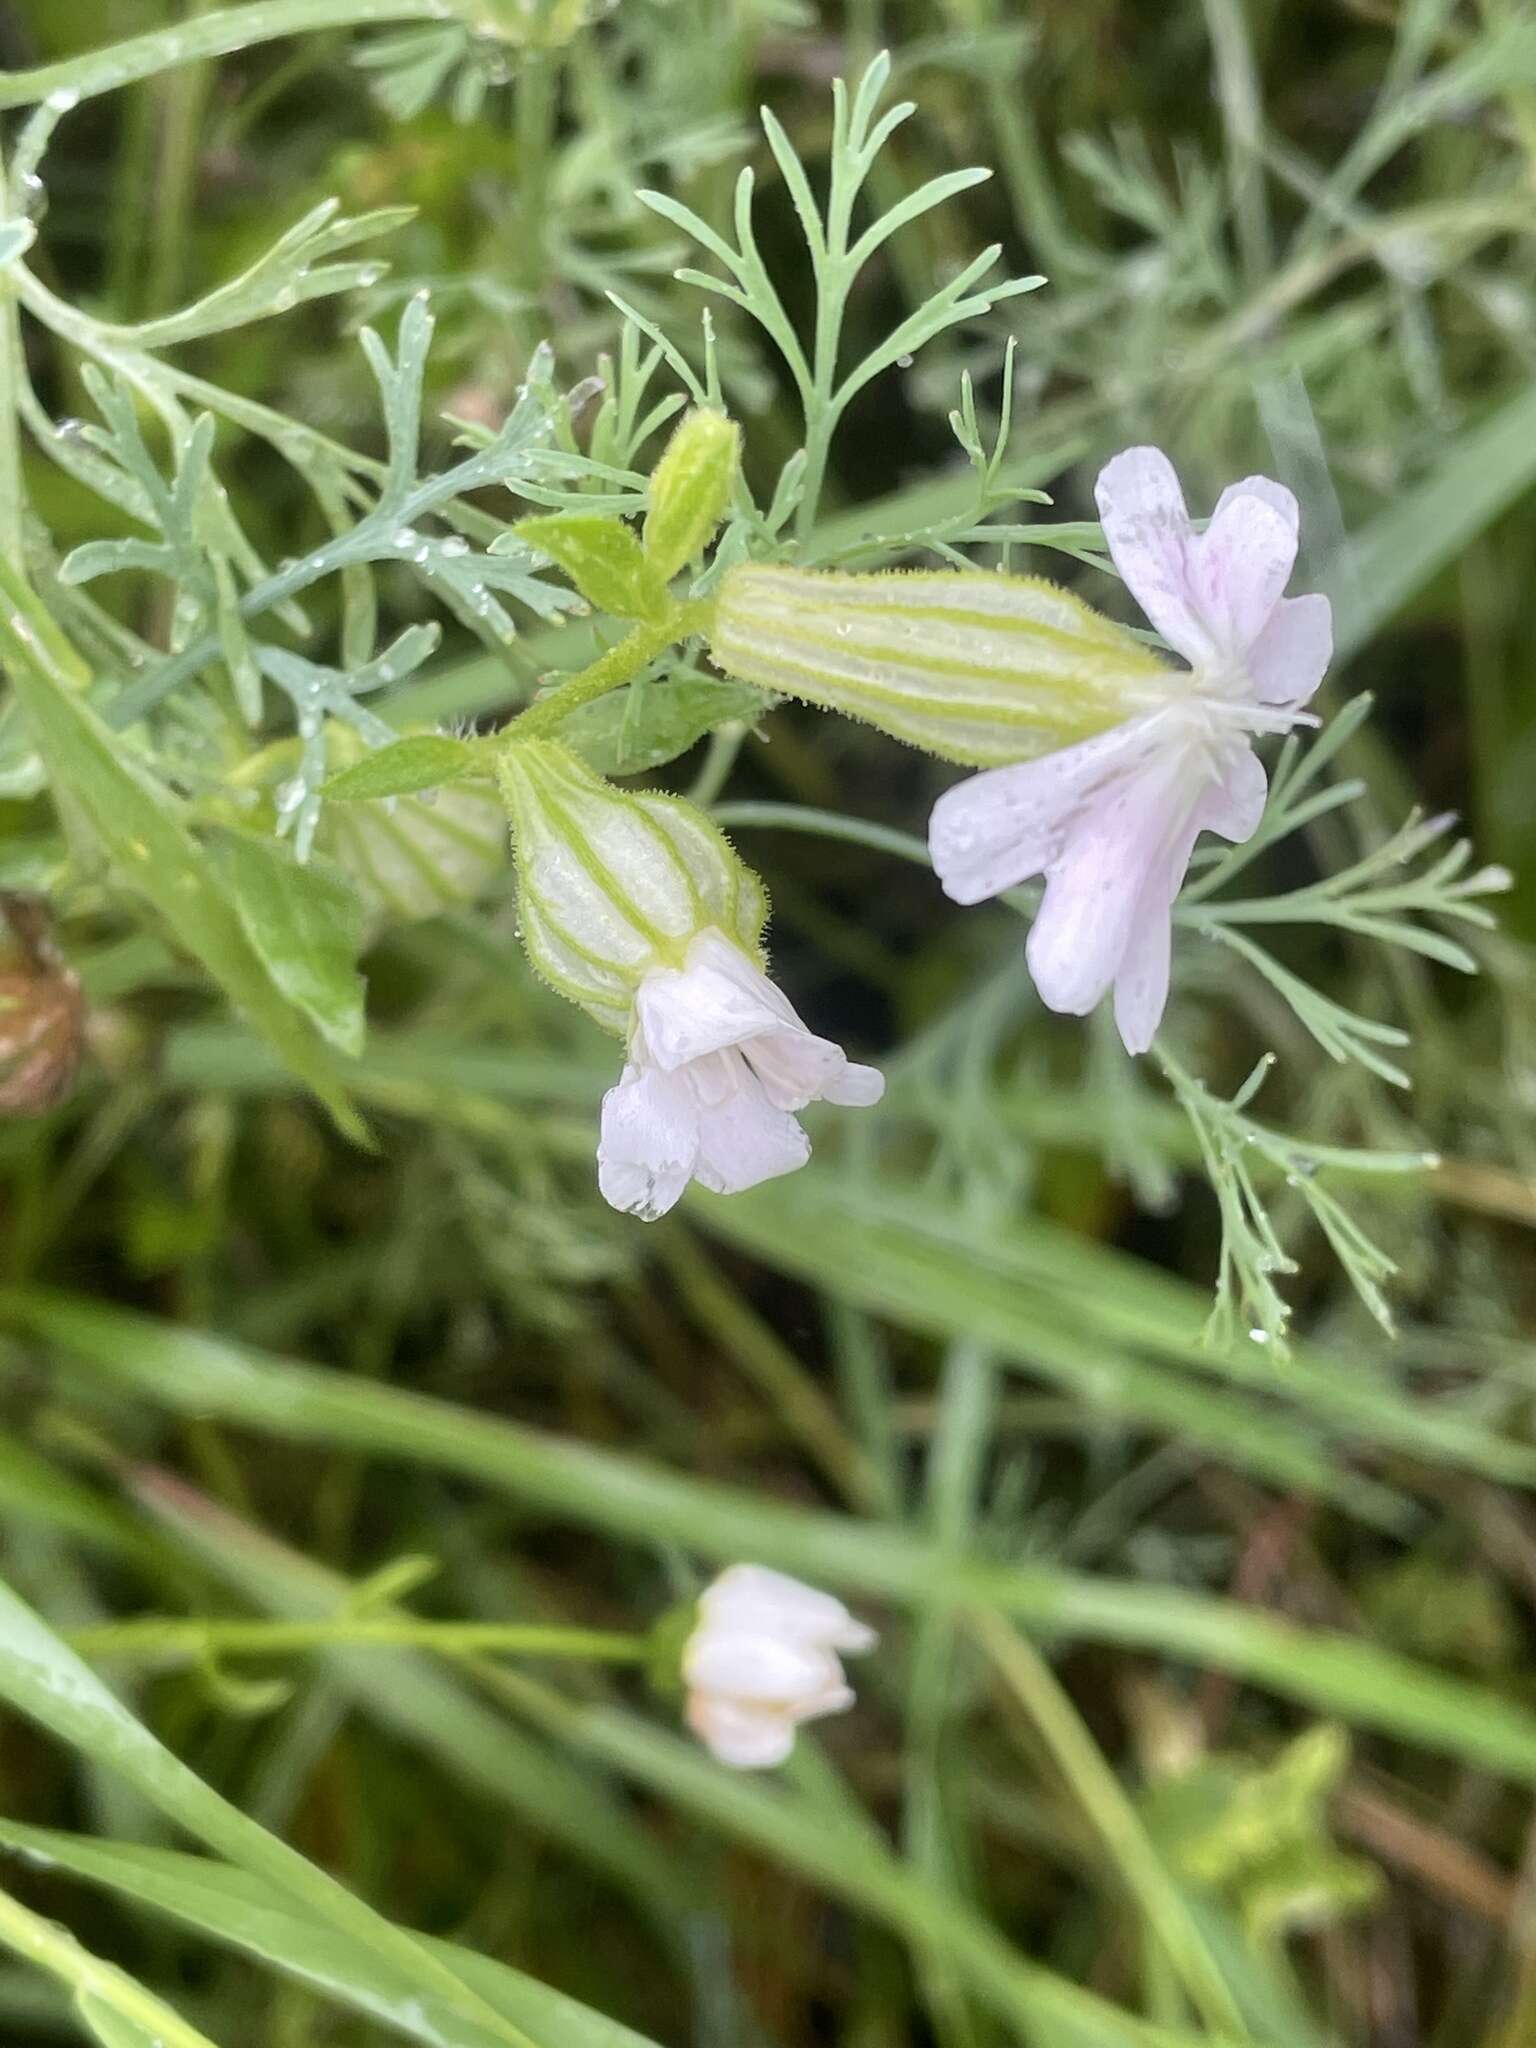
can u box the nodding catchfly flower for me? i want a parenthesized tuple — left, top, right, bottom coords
(927, 447, 1333, 1054)
(496, 739, 883, 1220)
(683, 1565, 877, 1769)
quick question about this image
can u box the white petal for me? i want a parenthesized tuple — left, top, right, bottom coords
(687, 1695, 797, 1769)
(1212, 473, 1299, 534)
(636, 935, 787, 1072)
(700, 1566, 877, 1650)
(741, 1027, 853, 1110)
(1025, 746, 1199, 1019)
(691, 1066, 811, 1195)
(1190, 491, 1298, 655)
(1112, 903, 1173, 1056)
(929, 717, 1170, 907)
(1199, 743, 1269, 845)
(1246, 591, 1332, 708)
(685, 1630, 841, 1703)
(1111, 743, 1265, 1055)
(822, 1060, 885, 1108)
(1094, 446, 1214, 666)
(596, 1063, 698, 1221)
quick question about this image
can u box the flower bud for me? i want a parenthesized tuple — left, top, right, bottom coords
(495, 737, 766, 1035)
(683, 1565, 877, 1770)
(709, 562, 1169, 767)
(643, 409, 740, 582)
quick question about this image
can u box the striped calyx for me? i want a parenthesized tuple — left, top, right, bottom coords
(495, 737, 767, 1035)
(709, 563, 1171, 768)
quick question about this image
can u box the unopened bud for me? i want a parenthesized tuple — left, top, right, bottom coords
(709, 563, 1169, 767)
(495, 737, 765, 1032)
(644, 409, 740, 582)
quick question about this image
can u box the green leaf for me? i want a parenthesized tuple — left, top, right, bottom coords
(0, 1826, 665, 2048)
(0, 1572, 535, 2048)
(0, 615, 364, 1136)
(130, 1468, 698, 1929)
(642, 409, 739, 579)
(559, 675, 768, 776)
(570, 1715, 1226, 2048)
(1324, 378, 1536, 662)
(208, 830, 367, 1057)
(322, 733, 480, 801)
(74, 1993, 177, 2048)
(514, 515, 670, 623)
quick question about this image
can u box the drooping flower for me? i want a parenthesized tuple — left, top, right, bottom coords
(496, 738, 882, 1220)
(929, 447, 1333, 1054)
(598, 929, 883, 1221)
(683, 1564, 877, 1769)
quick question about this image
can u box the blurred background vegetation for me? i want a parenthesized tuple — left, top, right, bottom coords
(1, 1, 1535, 2044)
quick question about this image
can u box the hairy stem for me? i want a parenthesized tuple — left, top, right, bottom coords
(511, 599, 714, 738)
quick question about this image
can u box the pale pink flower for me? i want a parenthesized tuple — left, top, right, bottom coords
(683, 1564, 877, 1769)
(929, 447, 1333, 1053)
(597, 930, 884, 1221)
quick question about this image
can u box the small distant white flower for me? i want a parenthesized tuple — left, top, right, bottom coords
(929, 446, 1333, 1054)
(598, 930, 884, 1221)
(683, 1564, 877, 1770)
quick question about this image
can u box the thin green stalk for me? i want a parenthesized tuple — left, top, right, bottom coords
(0, 1, 492, 110)
(657, 1228, 887, 1515)
(145, 4, 218, 318)
(0, 143, 27, 567)
(974, 1610, 1246, 2040)
(1201, 0, 1273, 285)
(67, 1616, 647, 1667)
(510, 600, 713, 737)
(710, 800, 932, 867)
(0, 1881, 217, 2048)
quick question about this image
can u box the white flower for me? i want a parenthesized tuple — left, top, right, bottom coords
(598, 929, 884, 1221)
(928, 446, 1333, 1054)
(683, 1564, 877, 1769)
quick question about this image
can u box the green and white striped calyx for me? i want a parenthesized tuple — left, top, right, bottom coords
(495, 736, 766, 1035)
(708, 562, 1170, 767)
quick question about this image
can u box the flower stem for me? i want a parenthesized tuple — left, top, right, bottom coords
(0, 142, 28, 567)
(67, 1616, 648, 1667)
(0, 1881, 217, 2048)
(510, 598, 714, 740)
(0, 2, 499, 111)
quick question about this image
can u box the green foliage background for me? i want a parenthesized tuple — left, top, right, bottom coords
(0, 1, 1533, 2044)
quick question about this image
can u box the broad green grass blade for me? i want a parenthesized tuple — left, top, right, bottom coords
(567, 1710, 1240, 2048)
(1323, 378, 1536, 662)
(13, 1288, 1536, 1785)
(0, 1878, 217, 2048)
(129, 1466, 697, 1931)
(0, 1432, 141, 1559)
(693, 1170, 1536, 1494)
(0, 1826, 663, 2048)
(0, 1571, 540, 2048)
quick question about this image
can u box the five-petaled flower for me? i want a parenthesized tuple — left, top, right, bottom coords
(496, 738, 882, 1222)
(928, 446, 1333, 1054)
(598, 929, 883, 1221)
(683, 1564, 877, 1769)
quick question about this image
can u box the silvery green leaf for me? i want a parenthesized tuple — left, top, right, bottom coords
(560, 675, 768, 777)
